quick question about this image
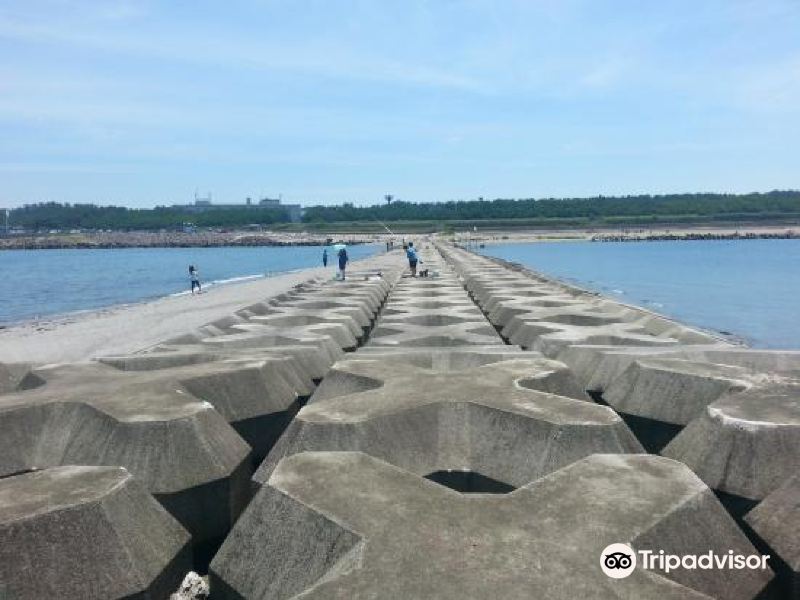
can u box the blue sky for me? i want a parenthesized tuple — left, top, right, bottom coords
(1, 0, 799, 208)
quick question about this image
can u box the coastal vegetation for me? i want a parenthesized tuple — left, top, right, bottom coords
(8, 202, 291, 230)
(5, 191, 800, 233)
(301, 191, 800, 225)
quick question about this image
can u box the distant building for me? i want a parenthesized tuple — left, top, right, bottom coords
(170, 197, 304, 222)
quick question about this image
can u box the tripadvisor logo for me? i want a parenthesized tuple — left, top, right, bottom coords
(600, 543, 770, 579)
(600, 543, 637, 578)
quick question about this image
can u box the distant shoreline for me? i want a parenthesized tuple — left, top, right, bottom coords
(591, 231, 799, 242)
(5, 223, 800, 250)
(454, 224, 800, 245)
(0, 230, 382, 250)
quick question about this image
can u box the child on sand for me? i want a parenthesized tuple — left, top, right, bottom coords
(189, 265, 201, 294)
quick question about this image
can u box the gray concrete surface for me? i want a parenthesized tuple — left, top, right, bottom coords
(0, 466, 191, 599)
(0, 359, 253, 558)
(212, 452, 770, 600)
(746, 474, 800, 597)
(662, 379, 800, 501)
(254, 356, 638, 488)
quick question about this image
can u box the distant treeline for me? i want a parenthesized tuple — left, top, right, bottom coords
(301, 191, 800, 223)
(8, 202, 291, 230)
(7, 191, 800, 230)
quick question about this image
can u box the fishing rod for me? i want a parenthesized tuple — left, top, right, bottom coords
(374, 219, 395, 236)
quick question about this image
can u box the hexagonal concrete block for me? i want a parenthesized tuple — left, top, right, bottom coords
(0, 360, 254, 566)
(662, 380, 800, 502)
(603, 358, 752, 426)
(745, 474, 800, 599)
(254, 357, 639, 489)
(212, 452, 771, 599)
(0, 466, 191, 600)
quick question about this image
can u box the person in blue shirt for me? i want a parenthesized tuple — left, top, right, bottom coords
(406, 242, 421, 277)
(322, 248, 328, 267)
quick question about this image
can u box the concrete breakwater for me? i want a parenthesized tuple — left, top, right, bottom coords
(0, 242, 797, 599)
(0, 230, 381, 250)
(592, 231, 800, 242)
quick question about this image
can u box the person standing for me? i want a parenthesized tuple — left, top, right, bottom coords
(189, 265, 201, 294)
(338, 246, 348, 280)
(406, 242, 420, 277)
(322, 248, 328, 267)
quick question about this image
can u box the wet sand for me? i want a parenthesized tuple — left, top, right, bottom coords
(0, 264, 345, 364)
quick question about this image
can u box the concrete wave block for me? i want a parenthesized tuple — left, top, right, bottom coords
(487, 296, 589, 328)
(309, 348, 541, 402)
(472, 285, 570, 310)
(662, 380, 800, 501)
(0, 466, 191, 600)
(254, 358, 638, 488)
(556, 345, 677, 392)
(248, 312, 365, 342)
(501, 308, 633, 341)
(198, 315, 249, 337)
(554, 344, 732, 392)
(688, 349, 800, 373)
(352, 346, 529, 371)
(387, 289, 469, 304)
(314, 283, 390, 312)
(242, 278, 391, 317)
(198, 330, 344, 364)
(368, 287, 502, 348)
(503, 318, 566, 346)
(382, 297, 469, 310)
(533, 328, 679, 357)
(261, 299, 375, 329)
(380, 302, 485, 321)
(745, 474, 800, 598)
(231, 321, 359, 351)
(604, 358, 752, 425)
(212, 452, 770, 600)
(146, 344, 335, 383)
(0, 362, 45, 393)
(444, 245, 724, 347)
(104, 349, 316, 398)
(0, 361, 252, 564)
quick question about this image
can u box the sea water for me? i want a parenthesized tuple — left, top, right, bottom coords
(477, 239, 800, 349)
(0, 244, 381, 325)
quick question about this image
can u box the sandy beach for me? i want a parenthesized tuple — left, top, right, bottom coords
(0, 262, 357, 364)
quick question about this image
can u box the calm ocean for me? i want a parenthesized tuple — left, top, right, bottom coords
(477, 239, 800, 350)
(0, 244, 382, 325)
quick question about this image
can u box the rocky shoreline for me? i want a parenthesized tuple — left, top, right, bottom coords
(592, 231, 799, 242)
(0, 230, 384, 250)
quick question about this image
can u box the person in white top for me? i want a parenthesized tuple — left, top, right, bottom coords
(189, 265, 201, 294)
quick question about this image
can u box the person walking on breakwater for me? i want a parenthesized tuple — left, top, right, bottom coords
(337, 246, 349, 280)
(189, 265, 201, 294)
(322, 248, 328, 267)
(406, 242, 421, 277)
